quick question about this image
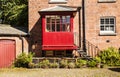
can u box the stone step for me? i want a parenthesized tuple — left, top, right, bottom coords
(77, 49, 92, 59)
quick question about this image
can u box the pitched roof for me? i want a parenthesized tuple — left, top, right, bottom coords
(40, 5, 77, 12)
(0, 24, 28, 36)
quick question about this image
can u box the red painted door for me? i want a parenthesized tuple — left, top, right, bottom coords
(0, 40, 15, 68)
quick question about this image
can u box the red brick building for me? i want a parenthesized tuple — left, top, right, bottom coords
(29, 0, 120, 57)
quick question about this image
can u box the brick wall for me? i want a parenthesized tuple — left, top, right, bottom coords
(85, 0, 120, 50)
(29, 0, 81, 56)
(29, 0, 120, 56)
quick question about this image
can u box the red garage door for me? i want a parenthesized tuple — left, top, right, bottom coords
(0, 40, 15, 68)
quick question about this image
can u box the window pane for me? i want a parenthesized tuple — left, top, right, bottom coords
(46, 17, 50, 23)
(61, 24, 66, 31)
(56, 24, 60, 31)
(100, 19, 104, 24)
(100, 26, 104, 31)
(110, 25, 114, 31)
(56, 19, 60, 23)
(56, 16, 60, 23)
(46, 24, 51, 32)
(62, 16, 66, 24)
(66, 16, 70, 23)
(66, 24, 70, 32)
(105, 19, 109, 24)
(52, 24, 55, 32)
(110, 18, 114, 24)
(52, 19, 55, 23)
(105, 25, 109, 31)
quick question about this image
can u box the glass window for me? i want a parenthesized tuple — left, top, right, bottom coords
(100, 17, 115, 33)
(46, 15, 71, 32)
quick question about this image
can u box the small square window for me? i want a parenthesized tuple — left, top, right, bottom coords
(49, 0, 67, 3)
(100, 17, 116, 35)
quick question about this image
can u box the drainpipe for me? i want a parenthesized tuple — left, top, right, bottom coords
(19, 35, 24, 53)
(77, 7, 81, 48)
(82, 0, 86, 52)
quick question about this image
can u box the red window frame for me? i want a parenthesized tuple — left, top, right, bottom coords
(45, 15, 71, 32)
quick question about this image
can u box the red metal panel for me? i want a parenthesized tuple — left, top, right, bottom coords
(42, 45, 77, 50)
(43, 32, 74, 45)
(0, 40, 15, 68)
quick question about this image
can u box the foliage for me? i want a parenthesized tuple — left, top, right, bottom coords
(14, 52, 34, 68)
(68, 62, 75, 69)
(75, 59, 87, 68)
(50, 62, 59, 68)
(0, 0, 28, 26)
(39, 60, 50, 68)
(59, 59, 68, 68)
(94, 57, 101, 63)
(99, 47, 120, 66)
(28, 62, 35, 68)
(87, 60, 97, 67)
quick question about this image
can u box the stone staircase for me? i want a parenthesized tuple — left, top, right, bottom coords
(77, 48, 92, 60)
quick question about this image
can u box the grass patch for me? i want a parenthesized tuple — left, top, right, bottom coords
(0, 68, 119, 77)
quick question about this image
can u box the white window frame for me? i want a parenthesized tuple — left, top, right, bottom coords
(98, 0, 116, 3)
(49, 0, 67, 3)
(99, 17, 116, 35)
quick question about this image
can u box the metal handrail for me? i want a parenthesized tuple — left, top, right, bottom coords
(80, 38, 101, 57)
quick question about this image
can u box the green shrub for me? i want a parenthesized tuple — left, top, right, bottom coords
(14, 52, 34, 68)
(75, 59, 87, 68)
(39, 59, 50, 68)
(94, 57, 101, 63)
(28, 62, 35, 68)
(87, 60, 97, 67)
(99, 47, 120, 66)
(93, 57, 101, 68)
(59, 59, 68, 68)
(50, 62, 59, 68)
(68, 62, 75, 69)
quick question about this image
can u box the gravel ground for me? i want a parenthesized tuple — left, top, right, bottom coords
(0, 68, 120, 77)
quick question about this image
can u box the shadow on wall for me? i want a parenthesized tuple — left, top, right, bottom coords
(29, 17, 42, 57)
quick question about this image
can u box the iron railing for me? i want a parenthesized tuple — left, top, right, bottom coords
(80, 38, 101, 58)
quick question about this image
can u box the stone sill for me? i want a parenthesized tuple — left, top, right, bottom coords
(49, 1, 67, 4)
(99, 32, 117, 36)
(98, 0, 116, 3)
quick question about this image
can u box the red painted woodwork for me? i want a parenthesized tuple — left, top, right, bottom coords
(41, 12, 77, 50)
(0, 40, 15, 68)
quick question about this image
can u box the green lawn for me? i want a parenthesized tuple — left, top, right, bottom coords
(0, 68, 120, 77)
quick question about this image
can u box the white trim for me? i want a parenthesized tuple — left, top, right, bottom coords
(49, 0, 67, 3)
(100, 31, 116, 35)
(98, 0, 116, 2)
